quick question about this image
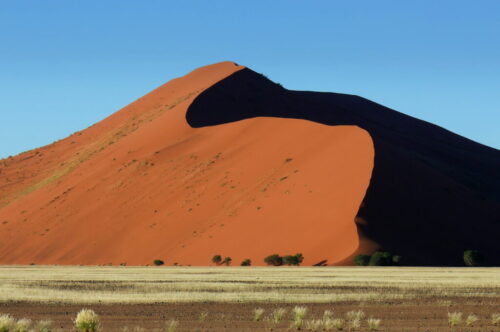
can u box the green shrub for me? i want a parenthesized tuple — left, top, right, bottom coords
(392, 255, 402, 266)
(368, 251, 393, 266)
(463, 250, 484, 267)
(153, 259, 164, 266)
(264, 254, 283, 266)
(222, 257, 232, 266)
(212, 255, 222, 265)
(283, 253, 303, 266)
(354, 254, 371, 266)
(240, 259, 251, 266)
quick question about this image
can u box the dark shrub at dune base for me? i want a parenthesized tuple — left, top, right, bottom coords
(153, 259, 164, 266)
(264, 254, 283, 266)
(463, 250, 484, 267)
(354, 254, 371, 266)
(240, 259, 251, 266)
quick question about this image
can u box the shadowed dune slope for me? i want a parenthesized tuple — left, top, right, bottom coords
(187, 68, 500, 266)
(0, 62, 374, 266)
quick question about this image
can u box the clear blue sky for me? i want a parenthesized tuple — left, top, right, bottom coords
(1, 1, 499, 158)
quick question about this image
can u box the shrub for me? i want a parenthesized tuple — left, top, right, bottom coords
(345, 310, 365, 321)
(74, 309, 100, 332)
(283, 253, 304, 266)
(253, 308, 265, 321)
(463, 250, 484, 267)
(199, 312, 208, 322)
(212, 255, 222, 265)
(0, 314, 15, 332)
(330, 318, 345, 330)
(264, 254, 283, 266)
(153, 259, 164, 266)
(354, 254, 370, 266)
(368, 252, 393, 266)
(222, 257, 232, 266)
(392, 255, 402, 265)
(240, 259, 251, 266)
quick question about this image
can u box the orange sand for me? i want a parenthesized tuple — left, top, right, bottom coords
(0, 62, 374, 266)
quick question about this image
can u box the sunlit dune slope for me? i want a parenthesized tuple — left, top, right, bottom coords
(0, 62, 374, 265)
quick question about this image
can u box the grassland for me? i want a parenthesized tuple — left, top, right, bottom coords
(0, 266, 499, 331)
(0, 266, 498, 304)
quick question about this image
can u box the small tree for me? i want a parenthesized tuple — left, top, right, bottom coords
(264, 254, 283, 266)
(222, 257, 232, 266)
(241, 259, 252, 266)
(153, 259, 164, 266)
(212, 255, 222, 265)
(463, 250, 484, 267)
(368, 251, 393, 266)
(283, 253, 303, 266)
(354, 254, 371, 266)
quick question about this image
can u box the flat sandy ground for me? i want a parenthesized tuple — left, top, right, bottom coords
(1, 299, 499, 331)
(0, 266, 498, 331)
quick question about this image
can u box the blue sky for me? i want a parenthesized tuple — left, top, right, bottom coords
(1, 1, 499, 158)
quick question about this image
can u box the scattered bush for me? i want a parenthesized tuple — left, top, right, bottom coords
(463, 250, 484, 267)
(222, 257, 232, 266)
(253, 308, 265, 321)
(264, 254, 283, 266)
(240, 259, 251, 266)
(330, 318, 345, 330)
(74, 309, 100, 332)
(212, 255, 222, 265)
(153, 259, 164, 266)
(354, 254, 370, 266)
(391, 255, 402, 266)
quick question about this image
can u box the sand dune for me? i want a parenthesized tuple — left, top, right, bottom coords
(0, 62, 374, 266)
(1, 61, 499, 266)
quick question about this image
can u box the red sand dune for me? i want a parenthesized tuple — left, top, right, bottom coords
(1, 61, 499, 266)
(0, 62, 374, 266)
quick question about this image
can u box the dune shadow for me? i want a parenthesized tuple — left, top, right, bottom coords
(186, 68, 500, 266)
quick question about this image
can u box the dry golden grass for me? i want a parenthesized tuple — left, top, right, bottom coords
(0, 266, 498, 304)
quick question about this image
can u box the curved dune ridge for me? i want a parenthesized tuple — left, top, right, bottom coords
(0, 62, 375, 266)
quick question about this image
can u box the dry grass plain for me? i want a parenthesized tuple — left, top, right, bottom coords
(0, 266, 499, 331)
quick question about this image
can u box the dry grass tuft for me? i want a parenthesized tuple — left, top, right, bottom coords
(165, 320, 178, 332)
(74, 309, 100, 332)
(269, 307, 287, 324)
(304, 319, 322, 331)
(35, 320, 52, 332)
(366, 317, 381, 331)
(492, 313, 500, 326)
(465, 314, 478, 326)
(253, 308, 265, 321)
(447, 312, 462, 327)
(0, 314, 15, 332)
(13, 318, 32, 332)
